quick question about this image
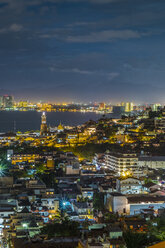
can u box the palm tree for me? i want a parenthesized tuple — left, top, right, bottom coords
(123, 230, 148, 248)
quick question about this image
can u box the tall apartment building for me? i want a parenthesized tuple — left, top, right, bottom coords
(99, 102, 106, 110)
(3, 95, 14, 109)
(151, 103, 161, 111)
(105, 151, 139, 175)
(0, 96, 3, 108)
(121, 102, 134, 112)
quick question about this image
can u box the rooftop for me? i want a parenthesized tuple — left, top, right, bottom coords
(139, 156, 165, 161)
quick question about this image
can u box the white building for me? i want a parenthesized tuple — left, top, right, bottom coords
(128, 195, 165, 215)
(106, 192, 129, 215)
(66, 163, 80, 175)
(138, 156, 165, 169)
(106, 193, 165, 216)
(117, 177, 143, 195)
(105, 152, 139, 175)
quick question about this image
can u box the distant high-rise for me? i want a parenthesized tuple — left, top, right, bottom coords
(18, 101, 28, 108)
(0, 96, 3, 108)
(151, 103, 161, 111)
(40, 112, 48, 135)
(121, 102, 134, 112)
(99, 102, 106, 110)
(3, 95, 14, 109)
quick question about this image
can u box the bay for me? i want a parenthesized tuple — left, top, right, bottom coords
(0, 111, 106, 132)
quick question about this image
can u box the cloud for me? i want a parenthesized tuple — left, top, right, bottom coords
(60, 0, 121, 2)
(107, 72, 119, 80)
(66, 29, 143, 43)
(0, 0, 121, 7)
(40, 28, 148, 42)
(89, 0, 120, 3)
(71, 68, 94, 74)
(0, 23, 23, 33)
(9, 24, 23, 32)
(0, 0, 163, 104)
(50, 66, 119, 80)
(66, 21, 96, 27)
(71, 69, 119, 79)
(49, 67, 95, 74)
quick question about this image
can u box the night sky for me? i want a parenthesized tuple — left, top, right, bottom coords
(0, 0, 165, 103)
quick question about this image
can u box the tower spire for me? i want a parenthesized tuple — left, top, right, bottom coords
(40, 112, 48, 135)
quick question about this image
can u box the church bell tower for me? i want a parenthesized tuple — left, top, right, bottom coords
(40, 112, 48, 135)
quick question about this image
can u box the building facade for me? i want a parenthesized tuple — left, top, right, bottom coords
(40, 112, 48, 136)
(105, 152, 139, 175)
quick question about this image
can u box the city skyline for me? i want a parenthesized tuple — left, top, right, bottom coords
(0, 94, 163, 106)
(0, 0, 165, 103)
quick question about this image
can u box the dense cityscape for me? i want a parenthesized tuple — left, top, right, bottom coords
(0, 96, 164, 247)
(0, 0, 165, 247)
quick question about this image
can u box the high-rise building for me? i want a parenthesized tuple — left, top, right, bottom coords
(0, 96, 3, 108)
(99, 102, 106, 110)
(151, 103, 161, 111)
(121, 102, 134, 112)
(40, 112, 48, 135)
(3, 95, 14, 109)
(18, 101, 28, 108)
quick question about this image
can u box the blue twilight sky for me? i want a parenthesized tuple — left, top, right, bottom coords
(0, 0, 165, 103)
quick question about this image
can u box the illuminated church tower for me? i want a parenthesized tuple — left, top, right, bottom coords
(40, 112, 48, 135)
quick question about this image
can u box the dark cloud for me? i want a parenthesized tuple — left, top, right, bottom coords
(0, 0, 164, 103)
(65, 30, 146, 43)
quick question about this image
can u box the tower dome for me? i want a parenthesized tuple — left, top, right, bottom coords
(58, 122, 64, 132)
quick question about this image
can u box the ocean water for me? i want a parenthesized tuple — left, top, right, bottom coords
(0, 111, 106, 132)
